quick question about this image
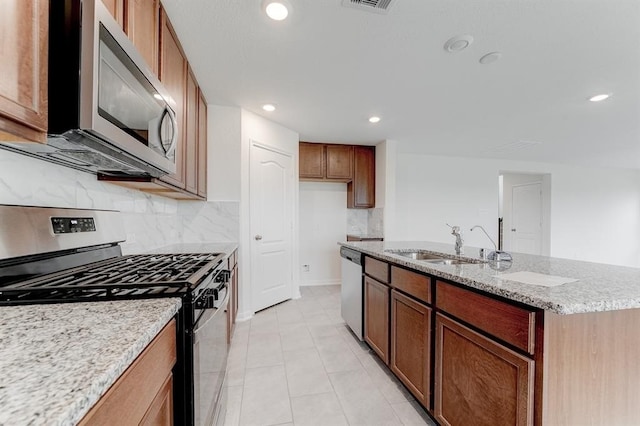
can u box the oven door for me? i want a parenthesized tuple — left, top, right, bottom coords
(193, 282, 229, 426)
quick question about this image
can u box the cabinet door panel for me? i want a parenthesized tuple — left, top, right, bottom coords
(364, 276, 390, 364)
(348, 146, 375, 208)
(184, 69, 198, 194)
(126, 0, 159, 75)
(102, 0, 125, 27)
(158, 9, 186, 189)
(391, 290, 431, 408)
(435, 313, 534, 426)
(299, 142, 325, 179)
(0, 0, 47, 142)
(326, 144, 353, 180)
(197, 90, 207, 198)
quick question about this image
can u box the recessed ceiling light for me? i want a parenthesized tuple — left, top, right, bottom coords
(262, 104, 276, 112)
(444, 35, 474, 53)
(479, 52, 502, 65)
(264, 1, 289, 21)
(369, 116, 381, 123)
(589, 94, 610, 102)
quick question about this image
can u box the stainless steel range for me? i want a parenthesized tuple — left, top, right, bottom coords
(0, 205, 229, 426)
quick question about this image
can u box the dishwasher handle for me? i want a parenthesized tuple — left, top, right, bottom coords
(340, 247, 362, 265)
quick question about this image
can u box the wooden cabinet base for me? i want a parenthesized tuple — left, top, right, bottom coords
(390, 290, 431, 408)
(79, 320, 177, 425)
(364, 276, 390, 364)
(435, 314, 534, 426)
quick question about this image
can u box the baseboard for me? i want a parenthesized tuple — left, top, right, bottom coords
(299, 279, 342, 287)
(236, 310, 253, 322)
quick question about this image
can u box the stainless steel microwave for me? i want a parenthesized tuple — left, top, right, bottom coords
(0, 0, 178, 177)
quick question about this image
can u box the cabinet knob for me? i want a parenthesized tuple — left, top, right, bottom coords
(254, 234, 263, 240)
(511, 228, 516, 232)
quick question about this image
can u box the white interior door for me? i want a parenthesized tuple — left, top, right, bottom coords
(250, 142, 294, 312)
(511, 182, 542, 255)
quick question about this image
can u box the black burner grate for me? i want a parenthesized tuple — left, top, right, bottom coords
(0, 253, 225, 303)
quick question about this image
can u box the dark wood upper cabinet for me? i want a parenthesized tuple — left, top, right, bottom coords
(326, 145, 353, 180)
(435, 313, 534, 426)
(299, 142, 375, 208)
(348, 146, 375, 208)
(184, 68, 198, 194)
(158, 8, 186, 189)
(197, 89, 208, 198)
(299, 142, 325, 179)
(0, 0, 48, 143)
(125, 0, 159, 75)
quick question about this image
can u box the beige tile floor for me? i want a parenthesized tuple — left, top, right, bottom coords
(224, 285, 437, 426)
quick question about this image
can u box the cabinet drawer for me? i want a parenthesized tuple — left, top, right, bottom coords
(364, 256, 389, 283)
(391, 266, 431, 304)
(436, 281, 536, 355)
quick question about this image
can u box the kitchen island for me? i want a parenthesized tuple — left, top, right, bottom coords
(0, 298, 181, 425)
(340, 240, 640, 426)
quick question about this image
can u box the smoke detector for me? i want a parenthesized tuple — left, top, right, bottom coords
(341, 0, 397, 14)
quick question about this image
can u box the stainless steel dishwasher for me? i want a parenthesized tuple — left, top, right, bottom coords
(340, 246, 364, 340)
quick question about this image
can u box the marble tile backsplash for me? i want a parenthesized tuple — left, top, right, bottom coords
(0, 150, 239, 253)
(346, 208, 384, 237)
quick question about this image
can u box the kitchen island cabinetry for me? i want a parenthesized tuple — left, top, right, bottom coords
(79, 319, 177, 425)
(364, 276, 390, 364)
(0, 0, 48, 143)
(435, 313, 534, 426)
(390, 289, 431, 409)
(228, 248, 238, 342)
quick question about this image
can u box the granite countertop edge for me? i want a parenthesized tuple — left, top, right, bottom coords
(0, 298, 182, 426)
(65, 299, 181, 425)
(339, 241, 640, 315)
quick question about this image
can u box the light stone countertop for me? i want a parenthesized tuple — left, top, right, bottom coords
(0, 298, 181, 426)
(339, 240, 640, 315)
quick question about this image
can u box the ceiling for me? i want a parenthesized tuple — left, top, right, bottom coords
(161, 0, 640, 170)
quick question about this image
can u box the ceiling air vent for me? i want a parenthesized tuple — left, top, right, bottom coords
(341, 0, 397, 14)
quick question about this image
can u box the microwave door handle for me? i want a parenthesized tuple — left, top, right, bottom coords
(158, 106, 178, 157)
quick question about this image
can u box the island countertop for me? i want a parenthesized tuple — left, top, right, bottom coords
(339, 240, 640, 315)
(0, 298, 181, 425)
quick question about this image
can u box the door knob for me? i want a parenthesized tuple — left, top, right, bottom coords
(511, 228, 516, 232)
(254, 235, 263, 240)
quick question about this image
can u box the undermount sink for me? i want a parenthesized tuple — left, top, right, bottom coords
(385, 250, 479, 265)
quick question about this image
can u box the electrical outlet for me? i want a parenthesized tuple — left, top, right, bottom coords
(302, 264, 310, 272)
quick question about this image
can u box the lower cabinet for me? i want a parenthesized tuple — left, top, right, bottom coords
(434, 313, 534, 426)
(228, 249, 238, 343)
(79, 320, 177, 426)
(390, 290, 431, 409)
(364, 275, 390, 364)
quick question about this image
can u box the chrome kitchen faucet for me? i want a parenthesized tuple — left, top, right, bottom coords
(446, 224, 464, 255)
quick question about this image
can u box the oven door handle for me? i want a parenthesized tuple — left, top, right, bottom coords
(193, 284, 229, 334)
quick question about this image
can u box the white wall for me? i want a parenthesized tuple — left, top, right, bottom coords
(208, 105, 241, 201)
(299, 182, 347, 286)
(238, 109, 300, 319)
(394, 153, 640, 267)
